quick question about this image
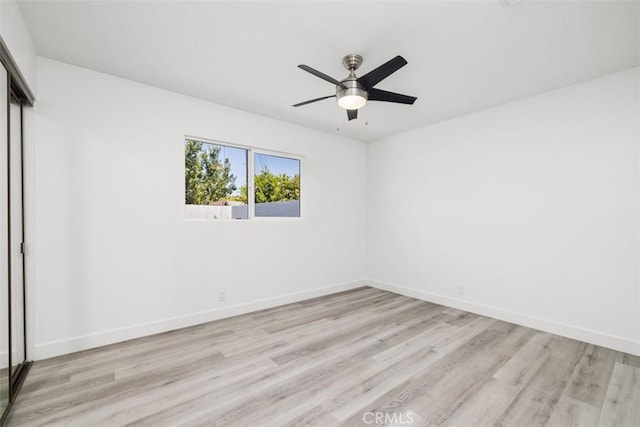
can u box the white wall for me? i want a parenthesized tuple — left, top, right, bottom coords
(368, 68, 640, 355)
(31, 57, 640, 358)
(33, 58, 367, 359)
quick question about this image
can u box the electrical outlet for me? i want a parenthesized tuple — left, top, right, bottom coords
(457, 286, 465, 296)
(218, 291, 226, 303)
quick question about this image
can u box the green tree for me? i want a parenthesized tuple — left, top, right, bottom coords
(185, 140, 204, 204)
(254, 169, 279, 203)
(281, 174, 300, 201)
(237, 168, 300, 204)
(184, 140, 237, 205)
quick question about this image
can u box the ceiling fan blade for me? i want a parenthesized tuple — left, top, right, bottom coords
(298, 65, 347, 89)
(368, 88, 417, 105)
(292, 95, 336, 107)
(347, 109, 357, 121)
(357, 56, 408, 90)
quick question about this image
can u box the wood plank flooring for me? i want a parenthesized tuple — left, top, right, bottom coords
(7, 287, 640, 426)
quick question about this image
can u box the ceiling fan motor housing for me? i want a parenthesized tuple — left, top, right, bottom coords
(336, 78, 368, 109)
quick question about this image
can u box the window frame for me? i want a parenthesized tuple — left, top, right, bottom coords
(184, 136, 304, 221)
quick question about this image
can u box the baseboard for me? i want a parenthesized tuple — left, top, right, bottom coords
(33, 279, 368, 360)
(369, 279, 640, 356)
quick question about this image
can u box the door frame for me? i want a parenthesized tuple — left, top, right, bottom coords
(7, 90, 28, 396)
(0, 35, 34, 426)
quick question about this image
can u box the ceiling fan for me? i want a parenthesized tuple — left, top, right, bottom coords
(293, 54, 417, 121)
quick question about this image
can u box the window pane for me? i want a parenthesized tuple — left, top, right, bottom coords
(184, 139, 248, 220)
(254, 153, 300, 217)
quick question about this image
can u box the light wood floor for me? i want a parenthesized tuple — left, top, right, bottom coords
(7, 287, 640, 426)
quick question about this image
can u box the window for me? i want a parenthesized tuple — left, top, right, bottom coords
(184, 139, 248, 219)
(184, 138, 301, 220)
(254, 153, 300, 218)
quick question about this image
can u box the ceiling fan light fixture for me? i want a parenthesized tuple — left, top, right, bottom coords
(336, 86, 368, 110)
(338, 93, 367, 110)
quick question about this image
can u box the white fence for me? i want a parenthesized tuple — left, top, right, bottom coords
(185, 200, 300, 220)
(185, 204, 237, 220)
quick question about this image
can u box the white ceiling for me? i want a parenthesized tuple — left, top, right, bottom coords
(18, 0, 640, 142)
